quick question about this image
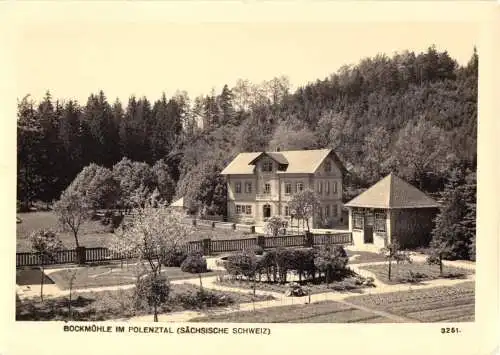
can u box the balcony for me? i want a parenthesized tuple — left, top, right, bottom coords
(255, 194, 279, 201)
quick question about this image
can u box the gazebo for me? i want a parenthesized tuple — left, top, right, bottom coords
(344, 173, 440, 249)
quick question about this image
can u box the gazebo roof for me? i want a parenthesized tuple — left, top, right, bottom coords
(344, 173, 439, 209)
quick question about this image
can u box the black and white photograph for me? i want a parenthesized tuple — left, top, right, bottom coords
(2, 2, 499, 355)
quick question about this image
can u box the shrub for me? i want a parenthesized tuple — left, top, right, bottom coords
(225, 250, 257, 279)
(173, 289, 234, 309)
(162, 248, 188, 267)
(253, 245, 264, 255)
(314, 244, 349, 283)
(134, 272, 170, 321)
(180, 253, 208, 274)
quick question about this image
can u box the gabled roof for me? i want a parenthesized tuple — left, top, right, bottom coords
(170, 197, 187, 208)
(220, 149, 346, 175)
(249, 152, 289, 166)
(344, 173, 439, 209)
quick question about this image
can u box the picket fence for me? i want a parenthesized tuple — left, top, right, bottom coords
(16, 232, 352, 267)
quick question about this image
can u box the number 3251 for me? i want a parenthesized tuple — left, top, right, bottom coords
(441, 327, 460, 334)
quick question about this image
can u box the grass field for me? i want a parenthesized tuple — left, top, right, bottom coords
(43, 264, 223, 290)
(360, 262, 472, 284)
(190, 300, 392, 323)
(16, 212, 113, 251)
(347, 250, 387, 264)
(16, 283, 274, 321)
(16, 212, 258, 252)
(344, 281, 475, 322)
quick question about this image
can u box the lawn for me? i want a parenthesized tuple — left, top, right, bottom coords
(16, 212, 113, 252)
(46, 264, 224, 290)
(360, 262, 473, 285)
(347, 250, 387, 264)
(16, 283, 275, 321)
(190, 300, 390, 323)
(344, 281, 475, 322)
(17, 211, 258, 252)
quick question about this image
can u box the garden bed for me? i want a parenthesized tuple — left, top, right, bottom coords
(360, 262, 473, 285)
(47, 264, 223, 290)
(344, 281, 475, 322)
(190, 300, 388, 323)
(16, 283, 275, 321)
(215, 270, 375, 295)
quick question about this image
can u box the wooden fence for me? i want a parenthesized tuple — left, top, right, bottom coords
(16, 232, 352, 267)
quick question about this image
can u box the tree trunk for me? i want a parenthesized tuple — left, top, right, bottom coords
(439, 254, 443, 276)
(153, 303, 158, 322)
(73, 230, 80, 248)
(388, 259, 392, 280)
(40, 264, 44, 302)
(199, 273, 203, 291)
(68, 286, 72, 320)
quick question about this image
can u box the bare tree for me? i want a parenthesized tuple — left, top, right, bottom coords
(289, 189, 320, 232)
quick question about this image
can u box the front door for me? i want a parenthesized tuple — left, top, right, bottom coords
(364, 225, 374, 243)
(263, 204, 271, 218)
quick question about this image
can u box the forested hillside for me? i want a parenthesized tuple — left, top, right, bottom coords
(17, 45, 478, 215)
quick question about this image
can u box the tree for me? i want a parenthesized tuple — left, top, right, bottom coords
(107, 203, 194, 321)
(134, 272, 170, 322)
(66, 163, 121, 210)
(431, 168, 476, 260)
(264, 216, 287, 237)
(29, 229, 63, 301)
(288, 189, 320, 232)
(268, 124, 318, 151)
(379, 241, 412, 281)
(389, 119, 453, 190)
(53, 190, 92, 248)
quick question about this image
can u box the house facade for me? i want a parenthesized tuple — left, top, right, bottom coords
(344, 173, 440, 249)
(220, 149, 345, 228)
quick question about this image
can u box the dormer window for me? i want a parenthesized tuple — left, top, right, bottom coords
(324, 161, 332, 173)
(262, 160, 273, 172)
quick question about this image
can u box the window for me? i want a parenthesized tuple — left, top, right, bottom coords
(246, 205, 252, 215)
(318, 182, 323, 194)
(264, 183, 271, 194)
(262, 160, 273, 172)
(332, 204, 338, 217)
(285, 183, 292, 195)
(353, 210, 364, 229)
(235, 182, 242, 194)
(284, 206, 290, 216)
(296, 182, 304, 192)
(326, 205, 330, 217)
(324, 161, 332, 173)
(333, 181, 338, 194)
(245, 182, 252, 193)
(236, 205, 242, 214)
(374, 211, 386, 233)
(326, 181, 330, 195)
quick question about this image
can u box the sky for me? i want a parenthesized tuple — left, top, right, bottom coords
(11, 4, 480, 104)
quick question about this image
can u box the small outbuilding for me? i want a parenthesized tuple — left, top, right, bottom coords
(169, 197, 189, 214)
(344, 173, 440, 249)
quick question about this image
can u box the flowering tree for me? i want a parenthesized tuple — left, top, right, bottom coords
(30, 229, 63, 301)
(264, 215, 287, 237)
(289, 189, 320, 232)
(107, 202, 194, 321)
